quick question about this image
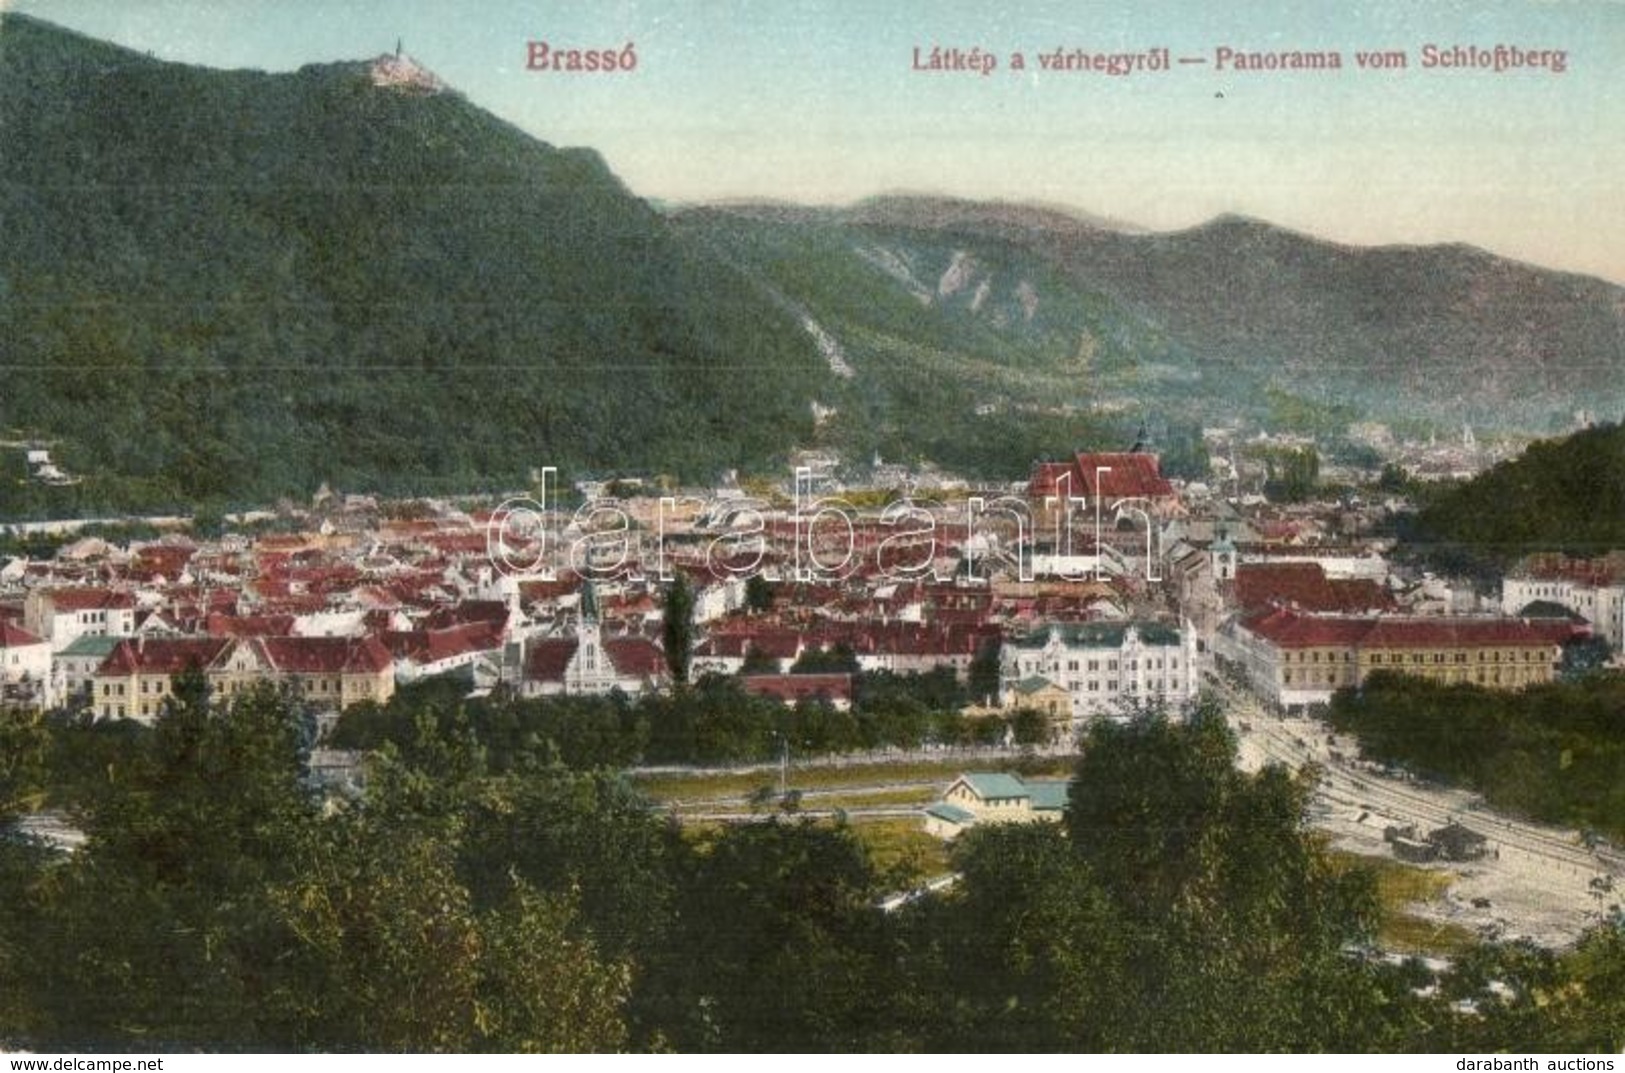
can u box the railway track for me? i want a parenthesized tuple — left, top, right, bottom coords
(1216, 682, 1620, 880)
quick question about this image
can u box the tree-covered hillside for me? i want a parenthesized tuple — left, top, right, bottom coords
(0, 14, 831, 515)
(1405, 422, 1625, 571)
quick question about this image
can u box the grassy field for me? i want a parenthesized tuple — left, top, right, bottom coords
(1333, 852, 1478, 956)
(631, 755, 1075, 805)
(665, 785, 939, 815)
(848, 817, 953, 887)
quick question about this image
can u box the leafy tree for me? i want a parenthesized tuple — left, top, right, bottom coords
(268, 746, 633, 1052)
(744, 574, 774, 614)
(655, 819, 896, 1051)
(1378, 462, 1411, 493)
(895, 823, 1126, 1050)
(740, 644, 780, 674)
(21, 677, 318, 1048)
(1329, 673, 1625, 839)
(662, 573, 695, 687)
(791, 642, 860, 674)
(1009, 706, 1051, 746)
(1264, 446, 1321, 503)
(1560, 636, 1613, 679)
(0, 709, 50, 821)
(968, 637, 1003, 706)
(1060, 700, 1390, 1049)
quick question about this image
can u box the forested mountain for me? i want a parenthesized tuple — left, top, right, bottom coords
(4, 13, 1622, 518)
(0, 14, 831, 513)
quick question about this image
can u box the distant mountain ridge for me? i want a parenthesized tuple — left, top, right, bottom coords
(2, 13, 1623, 518)
(682, 197, 1625, 430)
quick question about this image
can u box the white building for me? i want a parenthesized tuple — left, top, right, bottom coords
(1001, 621, 1198, 721)
(22, 588, 136, 652)
(0, 622, 54, 710)
(1502, 574, 1625, 653)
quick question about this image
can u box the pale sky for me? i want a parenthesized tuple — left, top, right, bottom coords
(10, 0, 1625, 283)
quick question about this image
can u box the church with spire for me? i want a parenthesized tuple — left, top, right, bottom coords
(517, 579, 668, 698)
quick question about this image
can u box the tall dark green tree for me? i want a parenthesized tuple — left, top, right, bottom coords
(662, 572, 695, 687)
(744, 574, 774, 614)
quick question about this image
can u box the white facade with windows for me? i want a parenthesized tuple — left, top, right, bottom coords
(1000, 621, 1198, 720)
(1502, 576, 1625, 652)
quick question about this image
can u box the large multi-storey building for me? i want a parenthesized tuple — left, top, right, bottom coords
(1221, 607, 1564, 710)
(92, 635, 394, 722)
(1001, 620, 1198, 720)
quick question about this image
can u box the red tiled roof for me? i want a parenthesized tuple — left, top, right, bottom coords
(41, 588, 135, 612)
(741, 673, 853, 704)
(524, 639, 577, 681)
(522, 635, 669, 683)
(604, 638, 667, 678)
(1241, 608, 1561, 651)
(254, 636, 393, 675)
(1234, 562, 1396, 615)
(420, 600, 509, 631)
(0, 622, 45, 648)
(697, 631, 802, 660)
(1521, 552, 1625, 589)
(204, 612, 296, 638)
(1029, 453, 1176, 501)
(1360, 618, 1564, 649)
(381, 622, 503, 665)
(98, 637, 232, 677)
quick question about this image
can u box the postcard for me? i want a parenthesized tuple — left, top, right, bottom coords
(1, 0, 1623, 1059)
